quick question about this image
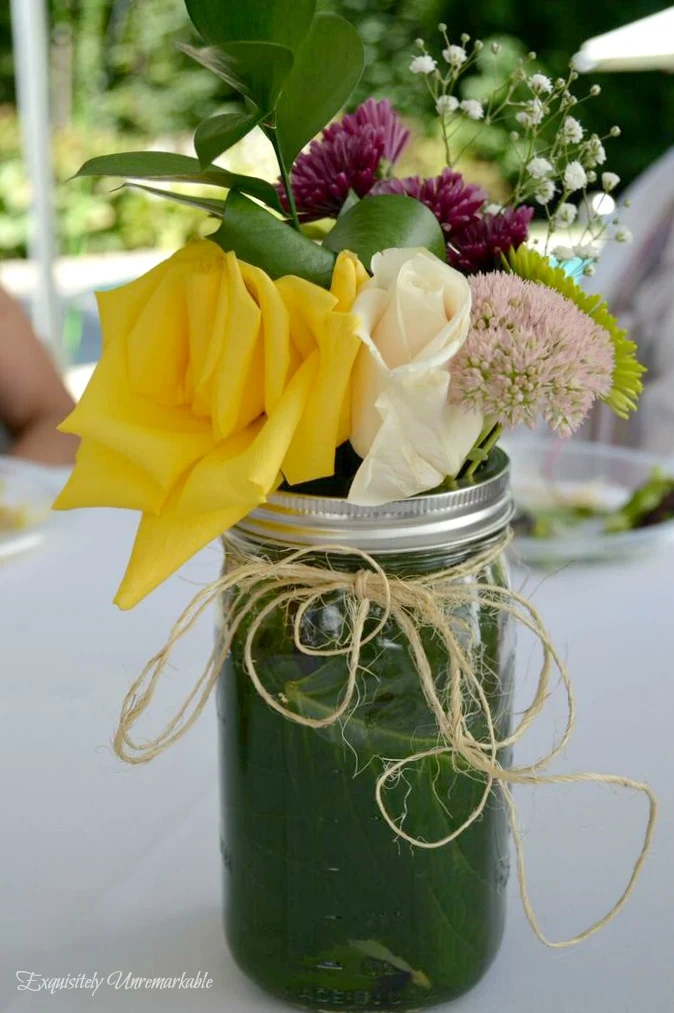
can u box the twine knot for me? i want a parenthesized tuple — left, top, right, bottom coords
(113, 534, 657, 950)
(353, 569, 374, 601)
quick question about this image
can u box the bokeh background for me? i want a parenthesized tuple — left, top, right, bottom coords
(1, 0, 672, 385)
(1, 0, 671, 260)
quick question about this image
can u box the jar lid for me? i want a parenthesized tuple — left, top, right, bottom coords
(232, 449, 513, 554)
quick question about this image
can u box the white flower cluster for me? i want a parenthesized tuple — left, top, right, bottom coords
(410, 54, 437, 75)
(410, 27, 628, 270)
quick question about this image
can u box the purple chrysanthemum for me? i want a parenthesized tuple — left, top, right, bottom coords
(449, 206, 534, 274)
(347, 98, 411, 165)
(373, 169, 487, 242)
(450, 273, 615, 436)
(279, 99, 411, 220)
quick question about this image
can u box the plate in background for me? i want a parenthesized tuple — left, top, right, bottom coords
(0, 457, 61, 561)
(504, 437, 674, 564)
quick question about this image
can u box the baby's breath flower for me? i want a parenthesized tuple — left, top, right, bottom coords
(510, 130, 521, 141)
(516, 98, 545, 127)
(584, 136, 607, 167)
(474, 39, 484, 51)
(555, 202, 578, 227)
(564, 160, 587, 192)
(535, 179, 556, 205)
(527, 156, 554, 179)
(602, 171, 620, 192)
(443, 44, 467, 68)
(562, 116, 584, 143)
(529, 73, 553, 94)
(553, 245, 576, 260)
(575, 242, 598, 259)
(583, 264, 596, 276)
(410, 54, 437, 74)
(460, 98, 484, 120)
(461, 32, 470, 44)
(610, 126, 621, 137)
(586, 169, 597, 183)
(615, 226, 633, 244)
(589, 84, 601, 96)
(436, 95, 459, 115)
(491, 41, 502, 54)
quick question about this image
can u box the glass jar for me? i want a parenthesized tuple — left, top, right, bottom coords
(217, 450, 515, 1011)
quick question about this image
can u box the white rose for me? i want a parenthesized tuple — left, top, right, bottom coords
(348, 248, 483, 506)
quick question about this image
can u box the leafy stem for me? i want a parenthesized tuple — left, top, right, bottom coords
(269, 129, 301, 231)
(461, 423, 503, 480)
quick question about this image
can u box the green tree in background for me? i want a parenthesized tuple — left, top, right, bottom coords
(1, 0, 671, 182)
(319, 0, 674, 185)
(0, 0, 672, 257)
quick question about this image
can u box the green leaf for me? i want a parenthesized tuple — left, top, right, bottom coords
(75, 151, 234, 186)
(185, 0, 315, 52)
(125, 184, 227, 217)
(74, 152, 282, 212)
(323, 195, 447, 268)
(194, 110, 263, 167)
(211, 191, 335, 287)
(181, 41, 293, 114)
(349, 941, 431, 989)
(276, 13, 365, 166)
(339, 190, 361, 217)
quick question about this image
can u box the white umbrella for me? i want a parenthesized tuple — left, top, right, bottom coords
(574, 6, 674, 73)
(9, 0, 62, 352)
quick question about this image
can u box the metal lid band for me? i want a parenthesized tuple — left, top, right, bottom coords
(232, 449, 513, 555)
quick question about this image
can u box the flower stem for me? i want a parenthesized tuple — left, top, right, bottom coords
(463, 423, 503, 480)
(270, 131, 301, 232)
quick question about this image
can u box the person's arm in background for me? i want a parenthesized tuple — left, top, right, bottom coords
(0, 285, 79, 465)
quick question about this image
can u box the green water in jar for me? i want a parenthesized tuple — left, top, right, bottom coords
(217, 544, 514, 1011)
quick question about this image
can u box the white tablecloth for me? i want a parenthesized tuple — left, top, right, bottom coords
(1, 506, 673, 1012)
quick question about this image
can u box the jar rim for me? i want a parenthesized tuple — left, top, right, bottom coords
(231, 449, 513, 554)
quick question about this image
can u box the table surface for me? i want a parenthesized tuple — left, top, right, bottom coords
(1, 494, 673, 1013)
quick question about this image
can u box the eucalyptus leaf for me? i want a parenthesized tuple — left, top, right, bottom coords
(125, 184, 227, 217)
(181, 41, 293, 115)
(185, 0, 315, 52)
(276, 13, 365, 167)
(211, 191, 335, 287)
(323, 195, 447, 268)
(195, 110, 263, 168)
(75, 152, 282, 211)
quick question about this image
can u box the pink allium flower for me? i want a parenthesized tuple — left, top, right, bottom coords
(374, 168, 486, 242)
(280, 99, 411, 220)
(450, 273, 615, 435)
(449, 206, 534, 274)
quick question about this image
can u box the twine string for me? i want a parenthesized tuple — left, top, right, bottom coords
(113, 534, 657, 949)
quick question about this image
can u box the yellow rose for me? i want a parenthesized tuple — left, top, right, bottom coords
(54, 240, 367, 608)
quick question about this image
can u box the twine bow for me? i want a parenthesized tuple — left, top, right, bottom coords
(114, 533, 657, 949)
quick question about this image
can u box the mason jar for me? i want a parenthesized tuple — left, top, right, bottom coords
(216, 450, 515, 1011)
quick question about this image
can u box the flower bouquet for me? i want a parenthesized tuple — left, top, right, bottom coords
(55, 3, 656, 1010)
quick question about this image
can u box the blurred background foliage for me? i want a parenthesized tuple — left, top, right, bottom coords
(0, 0, 671, 257)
